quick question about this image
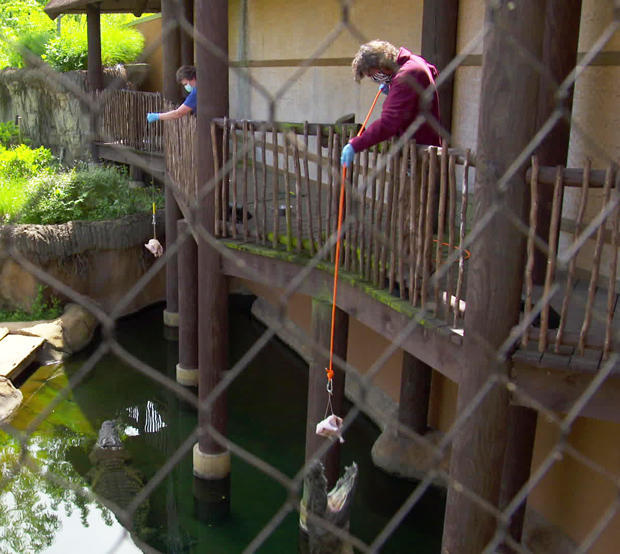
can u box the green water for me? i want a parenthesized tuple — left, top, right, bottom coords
(0, 298, 444, 553)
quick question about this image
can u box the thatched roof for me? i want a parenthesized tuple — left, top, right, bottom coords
(44, 0, 161, 20)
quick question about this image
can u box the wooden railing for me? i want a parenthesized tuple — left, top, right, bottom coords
(206, 119, 475, 326)
(97, 89, 165, 153)
(522, 159, 619, 360)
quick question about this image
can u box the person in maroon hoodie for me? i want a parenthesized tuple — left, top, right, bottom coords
(341, 40, 441, 168)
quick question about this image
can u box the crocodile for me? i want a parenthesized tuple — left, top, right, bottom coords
(301, 461, 359, 554)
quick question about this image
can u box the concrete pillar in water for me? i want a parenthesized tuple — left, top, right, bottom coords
(176, 219, 198, 386)
(193, 0, 230, 522)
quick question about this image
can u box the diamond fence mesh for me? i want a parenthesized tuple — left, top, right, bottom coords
(1, 1, 619, 553)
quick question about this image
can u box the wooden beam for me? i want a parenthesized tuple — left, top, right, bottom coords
(442, 2, 545, 552)
(219, 245, 464, 383)
(421, 0, 459, 134)
(399, 352, 432, 435)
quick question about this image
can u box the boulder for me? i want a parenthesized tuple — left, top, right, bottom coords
(0, 376, 22, 423)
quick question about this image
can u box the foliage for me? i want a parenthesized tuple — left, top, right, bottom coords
(0, 5, 145, 70)
(16, 164, 163, 224)
(0, 285, 62, 321)
(0, 121, 27, 148)
(0, 144, 55, 180)
(43, 17, 145, 71)
(0, 0, 54, 68)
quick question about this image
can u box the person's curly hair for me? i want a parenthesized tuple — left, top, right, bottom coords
(176, 65, 196, 82)
(351, 40, 399, 82)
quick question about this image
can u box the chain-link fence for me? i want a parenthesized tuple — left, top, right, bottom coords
(1, 0, 620, 552)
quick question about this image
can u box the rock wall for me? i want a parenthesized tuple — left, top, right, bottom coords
(0, 213, 166, 317)
(0, 68, 127, 164)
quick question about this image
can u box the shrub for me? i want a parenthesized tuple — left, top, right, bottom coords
(0, 144, 55, 180)
(0, 121, 26, 148)
(43, 18, 144, 71)
(18, 164, 163, 224)
(0, 285, 63, 322)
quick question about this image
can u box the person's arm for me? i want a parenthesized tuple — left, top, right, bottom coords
(158, 104, 193, 121)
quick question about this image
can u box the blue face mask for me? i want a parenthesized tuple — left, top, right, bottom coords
(370, 72, 391, 83)
(184, 83, 193, 93)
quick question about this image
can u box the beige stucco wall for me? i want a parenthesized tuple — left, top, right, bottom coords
(228, 0, 424, 123)
(132, 16, 163, 93)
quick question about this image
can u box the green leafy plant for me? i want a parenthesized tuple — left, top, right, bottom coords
(0, 285, 63, 322)
(43, 17, 144, 71)
(0, 144, 54, 180)
(0, 121, 26, 148)
(17, 164, 163, 224)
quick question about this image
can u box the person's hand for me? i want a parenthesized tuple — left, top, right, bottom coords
(146, 112, 160, 123)
(379, 83, 389, 95)
(340, 143, 355, 168)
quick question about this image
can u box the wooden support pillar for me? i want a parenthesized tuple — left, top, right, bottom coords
(500, 4, 582, 546)
(399, 351, 431, 435)
(193, 0, 230, 521)
(421, 0, 459, 135)
(499, 405, 538, 546)
(441, 2, 544, 553)
(86, 4, 103, 92)
(180, 0, 194, 66)
(162, 0, 183, 327)
(305, 299, 348, 490)
(176, 219, 198, 386)
(532, 0, 582, 285)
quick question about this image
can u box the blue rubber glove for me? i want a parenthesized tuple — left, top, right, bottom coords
(340, 143, 355, 168)
(379, 82, 389, 95)
(146, 112, 160, 123)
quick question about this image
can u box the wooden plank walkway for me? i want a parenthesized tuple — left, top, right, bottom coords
(0, 333, 45, 381)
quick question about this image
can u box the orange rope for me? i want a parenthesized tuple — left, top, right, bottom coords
(326, 89, 382, 389)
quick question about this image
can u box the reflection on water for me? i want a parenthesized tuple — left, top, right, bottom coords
(0, 299, 444, 553)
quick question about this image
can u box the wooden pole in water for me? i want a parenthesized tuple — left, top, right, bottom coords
(162, 0, 183, 330)
(441, 2, 544, 552)
(305, 299, 348, 489)
(193, 0, 230, 522)
(176, 219, 198, 386)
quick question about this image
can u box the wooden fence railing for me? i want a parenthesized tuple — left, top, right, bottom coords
(97, 89, 165, 153)
(163, 117, 619, 364)
(522, 159, 619, 359)
(207, 118, 474, 325)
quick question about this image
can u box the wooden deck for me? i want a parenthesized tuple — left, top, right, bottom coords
(0, 331, 45, 381)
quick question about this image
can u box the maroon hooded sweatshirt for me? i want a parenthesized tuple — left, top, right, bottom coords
(349, 47, 441, 152)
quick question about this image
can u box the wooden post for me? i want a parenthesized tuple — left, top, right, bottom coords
(305, 299, 348, 489)
(180, 0, 194, 66)
(176, 219, 198, 387)
(399, 352, 432, 435)
(193, 0, 230, 520)
(441, 2, 544, 553)
(161, 0, 183, 328)
(499, 406, 538, 545)
(500, 3, 582, 547)
(86, 4, 103, 92)
(532, 0, 582, 285)
(421, 0, 458, 134)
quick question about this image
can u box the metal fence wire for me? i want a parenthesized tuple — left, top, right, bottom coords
(1, 0, 620, 553)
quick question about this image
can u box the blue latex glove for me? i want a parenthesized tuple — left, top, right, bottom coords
(379, 82, 389, 95)
(146, 112, 160, 123)
(340, 143, 355, 168)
